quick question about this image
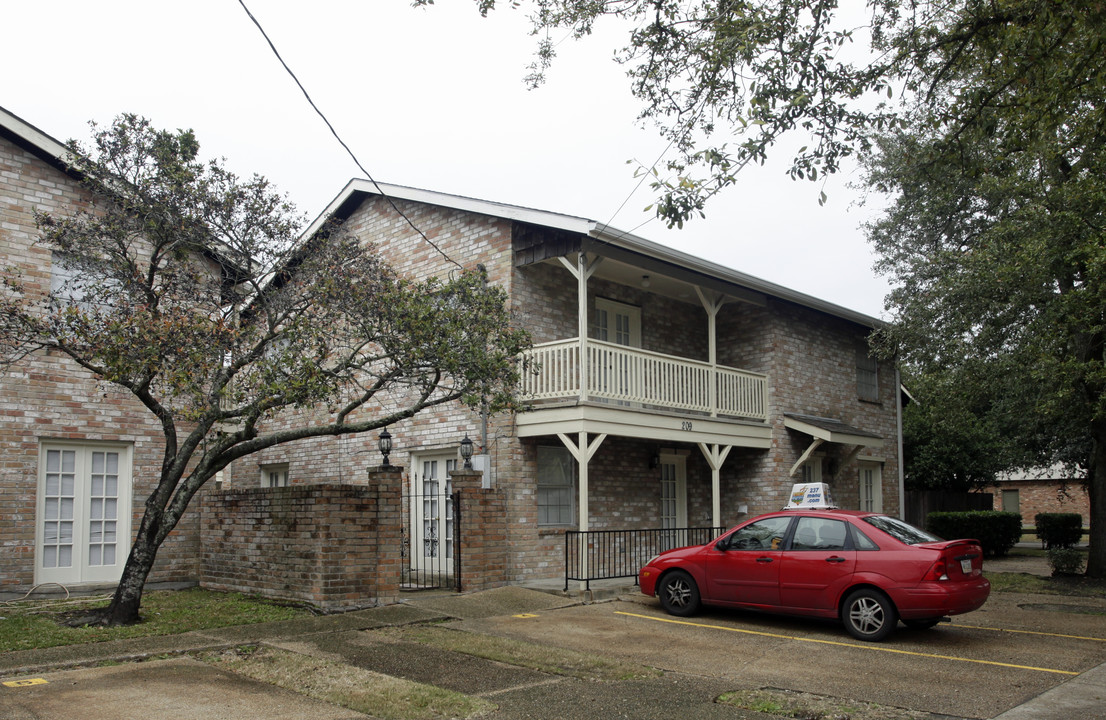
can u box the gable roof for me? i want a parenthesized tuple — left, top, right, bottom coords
(308, 179, 883, 329)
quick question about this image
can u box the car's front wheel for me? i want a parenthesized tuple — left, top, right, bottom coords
(841, 588, 897, 641)
(657, 570, 701, 617)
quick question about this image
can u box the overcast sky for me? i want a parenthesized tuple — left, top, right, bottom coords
(3, 0, 891, 318)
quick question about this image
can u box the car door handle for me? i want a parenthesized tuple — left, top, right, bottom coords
(756, 557, 774, 563)
(825, 556, 846, 563)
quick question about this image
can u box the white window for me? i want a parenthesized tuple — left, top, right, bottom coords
(537, 445, 575, 526)
(37, 443, 132, 585)
(50, 251, 114, 311)
(859, 461, 883, 512)
(260, 463, 289, 488)
(856, 347, 880, 402)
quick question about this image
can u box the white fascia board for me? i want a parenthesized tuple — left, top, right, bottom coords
(0, 106, 72, 167)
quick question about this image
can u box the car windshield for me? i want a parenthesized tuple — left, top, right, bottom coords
(862, 515, 942, 545)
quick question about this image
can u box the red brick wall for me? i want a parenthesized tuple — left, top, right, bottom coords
(199, 472, 403, 609)
(0, 134, 199, 591)
(979, 480, 1090, 527)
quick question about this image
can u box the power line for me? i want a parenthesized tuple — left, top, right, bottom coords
(235, 0, 463, 271)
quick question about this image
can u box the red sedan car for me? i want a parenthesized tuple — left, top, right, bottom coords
(639, 509, 990, 641)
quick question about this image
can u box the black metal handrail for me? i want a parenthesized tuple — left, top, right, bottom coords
(564, 526, 726, 590)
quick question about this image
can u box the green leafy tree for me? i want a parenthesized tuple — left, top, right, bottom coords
(0, 116, 530, 624)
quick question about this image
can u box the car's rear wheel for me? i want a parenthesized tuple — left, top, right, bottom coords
(903, 618, 941, 630)
(841, 588, 897, 641)
(657, 570, 701, 617)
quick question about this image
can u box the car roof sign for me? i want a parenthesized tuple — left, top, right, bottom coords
(785, 483, 837, 509)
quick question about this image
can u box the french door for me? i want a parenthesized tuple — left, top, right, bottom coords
(37, 444, 132, 585)
(410, 453, 456, 575)
(659, 454, 688, 549)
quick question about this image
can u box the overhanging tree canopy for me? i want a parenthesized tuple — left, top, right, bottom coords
(0, 115, 530, 623)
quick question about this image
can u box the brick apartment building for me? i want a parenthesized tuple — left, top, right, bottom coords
(2, 106, 902, 600)
(228, 180, 903, 589)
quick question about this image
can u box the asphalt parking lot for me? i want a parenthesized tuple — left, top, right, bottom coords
(447, 590, 1106, 719)
(2, 584, 1104, 720)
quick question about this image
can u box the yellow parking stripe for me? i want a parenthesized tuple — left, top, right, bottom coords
(614, 611, 1079, 676)
(950, 623, 1106, 643)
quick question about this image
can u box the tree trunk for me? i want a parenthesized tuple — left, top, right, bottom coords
(104, 508, 164, 625)
(1087, 420, 1106, 578)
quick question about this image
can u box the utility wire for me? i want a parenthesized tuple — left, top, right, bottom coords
(236, 0, 463, 271)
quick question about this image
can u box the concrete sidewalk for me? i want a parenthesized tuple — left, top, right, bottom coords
(1, 586, 1103, 720)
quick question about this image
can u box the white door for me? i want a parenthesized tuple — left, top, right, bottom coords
(593, 298, 641, 402)
(410, 453, 456, 573)
(36, 444, 132, 585)
(659, 454, 687, 548)
(859, 461, 883, 513)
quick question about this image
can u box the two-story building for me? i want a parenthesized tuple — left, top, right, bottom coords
(236, 180, 902, 589)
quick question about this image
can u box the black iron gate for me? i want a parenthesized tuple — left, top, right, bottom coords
(401, 489, 461, 590)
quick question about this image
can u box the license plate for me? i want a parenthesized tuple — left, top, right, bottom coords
(960, 558, 973, 574)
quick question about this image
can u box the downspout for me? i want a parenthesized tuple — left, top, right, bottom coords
(896, 367, 905, 519)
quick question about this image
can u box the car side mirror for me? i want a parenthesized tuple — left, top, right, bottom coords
(715, 538, 730, 551)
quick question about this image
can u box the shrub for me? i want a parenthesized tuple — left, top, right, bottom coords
(925, 511, 1022, 557)
(1047, 547, 1086, 576)
(1034, 513, 1083, 549)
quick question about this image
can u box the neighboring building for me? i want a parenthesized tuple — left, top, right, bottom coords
(979, 466, 1090, 527)
(0, 107, 199, 594)
(233, 180, 904, 587)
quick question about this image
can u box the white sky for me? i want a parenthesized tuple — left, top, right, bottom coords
(2, 0, 891, 318)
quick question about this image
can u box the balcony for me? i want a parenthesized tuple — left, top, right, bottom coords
(520, 338, 767, 422)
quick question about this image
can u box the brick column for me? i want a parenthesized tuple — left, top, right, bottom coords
(449, 468, 508, 591)
(366, 465, 404, 603)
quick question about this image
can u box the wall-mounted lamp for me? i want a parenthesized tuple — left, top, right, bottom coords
(460, 434, 474, 470)
(649, 452, 660, 470)
(641, 275, 651, 288)
(378, 428, 393, 468)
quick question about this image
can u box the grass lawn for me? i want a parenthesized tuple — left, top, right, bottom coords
(0, 587, 309, 653)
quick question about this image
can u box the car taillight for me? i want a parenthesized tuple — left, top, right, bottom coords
(925, 558, 949, 581)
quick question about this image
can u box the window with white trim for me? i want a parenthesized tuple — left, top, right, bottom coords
(537, 446, 575, 526)
(260, 463, 289, 488)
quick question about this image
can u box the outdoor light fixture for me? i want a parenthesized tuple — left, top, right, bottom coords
(378, 428, 393, 467)
(459, 434, 474, 470)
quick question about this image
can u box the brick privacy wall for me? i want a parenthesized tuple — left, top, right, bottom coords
(979, 480, 1091, 527)
(0, 134, 199, 590)
(450, 469, 509, 591)
(199, 473, 403, 609)
(227, 193, 901, 587)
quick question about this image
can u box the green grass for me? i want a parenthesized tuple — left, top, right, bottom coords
(0, 587, 309, 653)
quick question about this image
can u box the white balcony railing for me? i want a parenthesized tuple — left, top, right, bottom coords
(521, 339, 767, 421)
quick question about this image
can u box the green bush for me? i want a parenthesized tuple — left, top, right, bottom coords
(925, 511, 1022, 557)
(1047, 547, 1086, 576)
(1034, 513, 1083, 549)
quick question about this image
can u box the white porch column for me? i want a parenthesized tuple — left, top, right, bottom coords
(696, 289, 725, 417)
(559, 431, 607, 589)
(557, 253, 602, 402)
(698, 442, 733, 528)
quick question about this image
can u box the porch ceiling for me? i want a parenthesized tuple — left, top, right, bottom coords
(517, 402, 772, 448)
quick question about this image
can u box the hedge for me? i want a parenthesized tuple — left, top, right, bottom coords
(925, 511, 1022, 557)
(1034, 513, 1083, 549)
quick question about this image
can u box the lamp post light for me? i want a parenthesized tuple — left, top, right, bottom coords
(378, 428, 393, 468)
(459, 434, 474, 470)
